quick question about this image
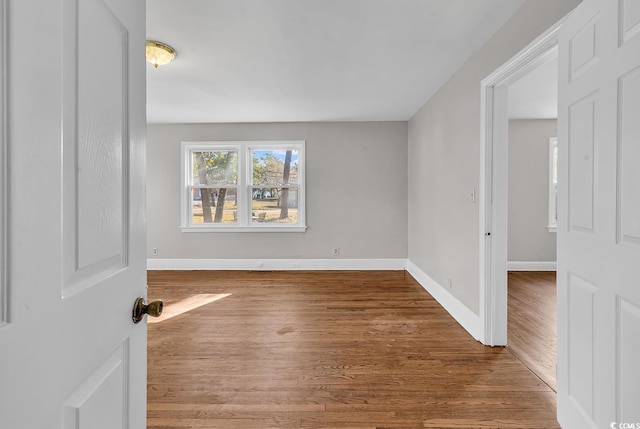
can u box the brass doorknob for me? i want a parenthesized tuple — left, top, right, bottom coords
(132, 297, 163, 324)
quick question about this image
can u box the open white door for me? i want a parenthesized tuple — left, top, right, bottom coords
(0, 0, 148, 427)
(557, 0, 640, 427)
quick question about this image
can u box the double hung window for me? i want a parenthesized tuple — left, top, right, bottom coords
(181, 141, 306, 232)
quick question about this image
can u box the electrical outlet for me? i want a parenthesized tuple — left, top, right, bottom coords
(331, 247, 340, 256)
(152, 248, 158, 256)
(257, 261, 264, 268)
(447, 276, 453, 288)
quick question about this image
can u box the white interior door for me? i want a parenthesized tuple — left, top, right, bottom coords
(0, 0, 147, 427)
(557, 0, 640, 427)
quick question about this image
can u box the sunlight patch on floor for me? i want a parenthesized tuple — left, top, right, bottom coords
(148, 293, 231, 323)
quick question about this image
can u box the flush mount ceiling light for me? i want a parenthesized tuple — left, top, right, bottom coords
(146, 40, 176, 68)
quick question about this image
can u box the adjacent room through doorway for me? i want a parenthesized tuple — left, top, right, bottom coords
(506, 53, 559, 390)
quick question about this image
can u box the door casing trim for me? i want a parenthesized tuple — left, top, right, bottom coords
(479, 16, 568, 346)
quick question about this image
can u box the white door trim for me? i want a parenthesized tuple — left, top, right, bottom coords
(479, 17, 568, 346)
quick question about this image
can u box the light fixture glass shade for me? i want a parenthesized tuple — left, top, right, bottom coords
(146, 40, 176, 68)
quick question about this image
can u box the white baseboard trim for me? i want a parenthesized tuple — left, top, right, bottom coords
(405, 260, 481, 341)
(147, 258, 407, 271)
(507, 261, 557, 271)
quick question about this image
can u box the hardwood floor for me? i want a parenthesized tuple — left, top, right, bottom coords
(147, 270, 559, 428)
(507, 271, 557, 392)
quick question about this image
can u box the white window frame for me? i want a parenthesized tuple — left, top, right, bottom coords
(548, 136, 558, 232)
(180, 140, 306, 232)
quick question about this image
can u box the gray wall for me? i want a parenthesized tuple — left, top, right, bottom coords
(407, 0, 580, 314)
(147, 122, 408, 260)
(508, 119, 557, 262)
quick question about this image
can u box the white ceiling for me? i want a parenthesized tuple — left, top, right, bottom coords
(146, 0, 526, 124)
(508, 56, 558, 119)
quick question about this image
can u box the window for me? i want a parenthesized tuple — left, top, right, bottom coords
(181, 141, 306, 232)
(548, 137, 558, 232)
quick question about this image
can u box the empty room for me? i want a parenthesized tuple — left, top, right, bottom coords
(2, 1, 639, 429)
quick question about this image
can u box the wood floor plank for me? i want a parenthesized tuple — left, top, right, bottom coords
(148, 270, 559, 428)
(507, 271, 557, 392)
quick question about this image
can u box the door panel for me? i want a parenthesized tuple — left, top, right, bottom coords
(558, 0, 640, 427)
(76, 0, 127, 271)
(617, 66, 640, 248)
(62, 0, 129, 295)
(567, 273, 596, 419)
(569, 16, 600, 81)
(0, 0, 146, 427)
(63, 341, 129, 429)
(618, 298, 640, 421)
(568, 91, 597, 233)
(619, 0, 640, 44)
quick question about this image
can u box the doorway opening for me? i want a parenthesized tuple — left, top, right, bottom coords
(503, 52, 559, 390)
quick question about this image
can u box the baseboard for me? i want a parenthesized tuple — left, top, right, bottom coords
(147, 258, 408, 271)
(507, 261, 556, 271)
(405, 260, 481, 341)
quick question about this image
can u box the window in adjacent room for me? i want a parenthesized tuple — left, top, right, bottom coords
(181, 141, 306, 232)
(548, 137, 558, 232)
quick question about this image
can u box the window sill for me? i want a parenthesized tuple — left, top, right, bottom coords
(547, 225, 557, 233)
(180, 225, 308, 233)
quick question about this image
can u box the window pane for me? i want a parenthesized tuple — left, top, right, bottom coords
(252, 187, 298, 224)
(191, 188, 237, 224)
(192, 150, 237, 186)
(251, 149, 299, 185)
